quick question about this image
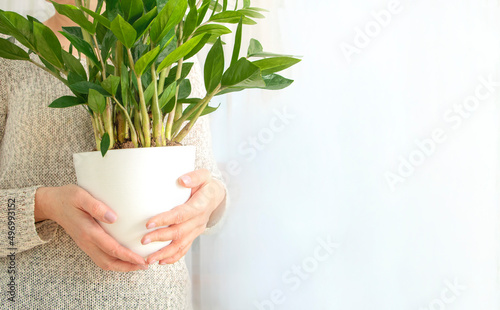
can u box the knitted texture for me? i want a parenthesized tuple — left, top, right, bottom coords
(0, 40, 227, 309)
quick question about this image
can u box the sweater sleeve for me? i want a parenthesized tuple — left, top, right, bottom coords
(0, 58, 58, 257)
(183, 116, 229, 235)
(0, 186, 58, 257)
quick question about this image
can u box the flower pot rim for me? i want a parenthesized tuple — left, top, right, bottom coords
(73, 145, 195, 156)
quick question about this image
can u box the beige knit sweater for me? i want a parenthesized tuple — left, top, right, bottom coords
(0, 40, 226, 309)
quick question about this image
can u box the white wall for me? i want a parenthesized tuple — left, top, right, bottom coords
(0, 0, 54, 22)
(202, 0, 500, 309)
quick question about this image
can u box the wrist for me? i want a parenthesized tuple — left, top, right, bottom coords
(34, 187, 53, 222)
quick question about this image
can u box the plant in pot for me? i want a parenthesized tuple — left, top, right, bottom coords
(0, 0, 300, 258)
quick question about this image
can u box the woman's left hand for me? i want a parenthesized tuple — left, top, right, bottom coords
(142, 169, 226, 265)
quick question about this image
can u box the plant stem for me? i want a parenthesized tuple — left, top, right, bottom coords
(158, 66, 171, 94)
(127, 49, 151, 147)
(173, 85, 220, 143)
(165, 25, 184, 140)
(112, 96, 139, 147)
(150, 65, 165, 146)
(133, 107, 145, 146)
(90, 114, 101, 151)
(103, 97, 115, 148)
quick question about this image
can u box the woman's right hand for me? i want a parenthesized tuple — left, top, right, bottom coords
(34, 184, 148, 272)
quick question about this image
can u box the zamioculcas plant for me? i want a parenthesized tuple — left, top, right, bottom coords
(0, 0, 300, 156)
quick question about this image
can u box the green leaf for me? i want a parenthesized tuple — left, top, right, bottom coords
(183, 7, 198, 41)
(68, 71, 86, 85)
(61, 50, 87, 79)
(247, 7, 268, 12)
(183, 34, 211, 59)
(164, 62, 194, 85)
(247, 38, 262, 56)
(210, 11, 256, 24)
(33, 22, 63, 68)
(178, 79, 192, 99)
(110, 14, 137, 49)
(231, 17, 242, 66)
(192, 24, 231, 37)
(61, 32, 101, 68)
(197, 0, 210, 26)
(50, 1, 96, 34)
(238, 9, 264, 19)
(88, 88, 106, 114)
(243, 0, 251, 8)
(100, 133, 110, 157)
(204, 38, 224, 93)
(188, 103, 219, 120)
(252, 57, 301, 75)
(48, 96, 85, 108)
(122, 0, 144, 23)
(150, 0, 188, 44)
(121, 63, 130, 107)
(62, 26, 83, 39)
(210, 0, 222, 12)
(70, 81, 108, 96)
(221, 57, 263, 87)
(143, 0, 156, 11)
(101, 75, 121, 96)
(80, 6, 111, 29)
(159, 82, 176, 111)
(99, 29, 117, 61)
(0, 37, 30, 60)
(261, 73, 294, 90)
(0, 11, 35, 50)
(157, 34, 205, 72)
(132, 7, 157, 38)
(134, 46, 160, 76)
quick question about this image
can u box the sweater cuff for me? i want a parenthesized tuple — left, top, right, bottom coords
(0, 185, 58, 257)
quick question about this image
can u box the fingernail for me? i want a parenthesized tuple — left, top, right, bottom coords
(180, 175, 191, 185)
(147, 223, 156, 229)
(149, 260, 157, 265)
(140, 265, 148, 270)
(142, 238, 151, 245)
(159, 261, 167, 265)
(104, 211, 117, 223)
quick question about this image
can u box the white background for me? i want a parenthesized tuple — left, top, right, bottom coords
(3, 0, 500, 309)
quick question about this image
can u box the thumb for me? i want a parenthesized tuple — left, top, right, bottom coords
(78, 189, 117, 224)
(178, 169, 211, 189)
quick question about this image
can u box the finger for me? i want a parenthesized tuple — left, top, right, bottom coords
(74, 187, 118, 224)
(75, 237, 148, 272)
(90, 223, 147, 265)
(178, 169, 211, 189)
(146, 202, 198, 229)
(159, 240, 194, 265)
(146, 183, 214, 229)
(146, 226, 203, 264)
(142, 217, 201, 245)
(91, 249, 148, 272)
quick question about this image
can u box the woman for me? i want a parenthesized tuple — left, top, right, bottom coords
(0, 0, 228, 308)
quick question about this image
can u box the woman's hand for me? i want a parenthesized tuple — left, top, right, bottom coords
(142, 169, 226, 265)
(34, 185, 148, 272)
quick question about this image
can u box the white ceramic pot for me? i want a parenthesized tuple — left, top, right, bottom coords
(73, 146, 196, 258)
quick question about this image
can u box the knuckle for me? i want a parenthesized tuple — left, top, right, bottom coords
(174, 227, 183, 240)
(99, 262, 112, 271)
(88, 201, 103, 217)
(108, 244, 120, 258)
(175, 209, 184, 224)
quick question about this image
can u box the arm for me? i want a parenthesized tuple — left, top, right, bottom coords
(0, 57, 59, 257)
